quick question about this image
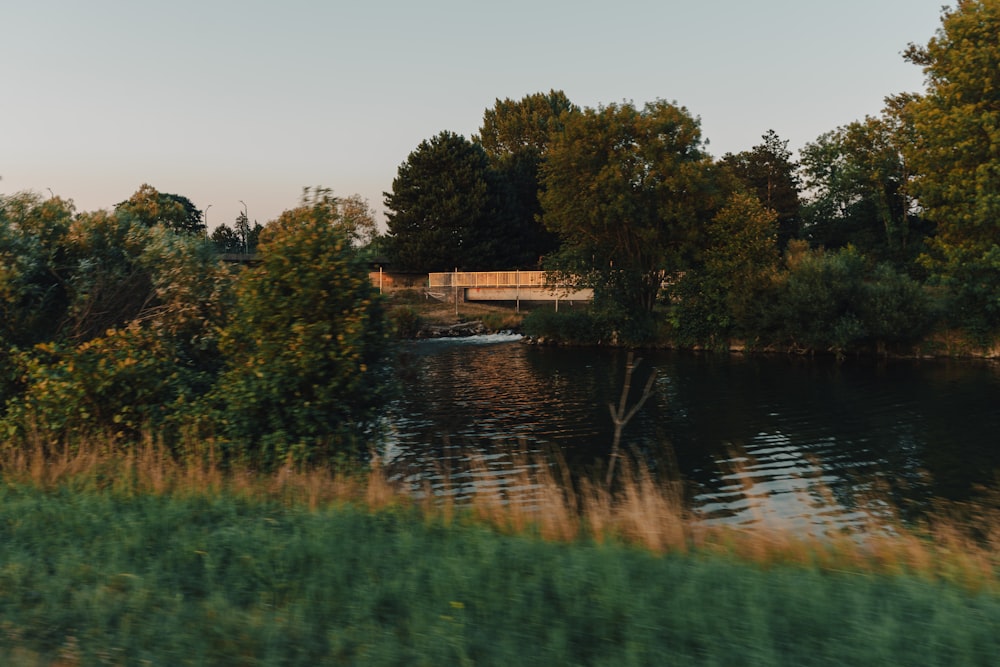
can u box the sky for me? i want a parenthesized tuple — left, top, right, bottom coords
(2, 1, 949, 231)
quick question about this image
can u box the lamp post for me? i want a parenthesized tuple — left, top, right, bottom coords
(204, 204, 212, 237)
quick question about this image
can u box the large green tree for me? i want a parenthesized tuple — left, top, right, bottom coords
(900, 0, 1000, 256)
(897, 0, 1000, 333)
(384, 131, 497, 272)
(116, 184, 205, 235)
(540, 99, 721, 317)
(0, 193, 75, 349)
(211, 188, 390, 464)
(475, 91, 576, 267)
(720, 130, 802, 250)
(668, 192, 781, 347)
(799, 115, 926, 268)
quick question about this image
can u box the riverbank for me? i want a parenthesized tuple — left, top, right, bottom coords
(1, 443, 998, 664)
(389, 297, 1000, 359)
(3, 482, 998, 666)
(385, 293, 530, 338)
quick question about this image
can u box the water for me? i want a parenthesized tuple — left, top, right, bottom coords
(383, 335, 1000, 531)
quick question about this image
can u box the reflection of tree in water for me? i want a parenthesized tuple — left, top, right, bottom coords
(383, 342, 1000, 526)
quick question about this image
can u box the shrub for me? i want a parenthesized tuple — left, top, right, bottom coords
(479, 310, 523, 333)
(0, 201, 232, 443)
(767, 246, 933, 354)
(208, 190, 391, 467)
(390, 306, 423, 338)
(523, 308, 608, 345)
(1, 325, 206, 446)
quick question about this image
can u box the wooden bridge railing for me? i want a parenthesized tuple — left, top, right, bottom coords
(428, 270, 573, 288)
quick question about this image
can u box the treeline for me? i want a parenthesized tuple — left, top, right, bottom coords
(0, 187, 389, 465)
(3, 3, 998, 462)
(381, 2, 1000, 352)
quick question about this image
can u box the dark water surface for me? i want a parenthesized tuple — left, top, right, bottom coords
(383, 335, 1000, 531)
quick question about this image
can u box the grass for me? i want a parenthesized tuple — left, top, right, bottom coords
(383, 291, 532, 332)
(0, 439, 999, 665)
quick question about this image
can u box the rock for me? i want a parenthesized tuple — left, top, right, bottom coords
(417, 320, 487, 338)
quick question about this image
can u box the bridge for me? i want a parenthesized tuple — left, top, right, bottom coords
(426, 270, 592, 310)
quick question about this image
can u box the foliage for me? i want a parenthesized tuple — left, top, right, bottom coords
(335, 192, 379, 247)
(769, 245, 932, 354)
(1, 481, 999, 666)
(2, 326, 204, 444)
(2, 186, 391, 460)
(540, 99, 722, 322)
(384, 131, 498, 272)
(0, 193, 75, 351)
(800, 115, 927, 268)
(922, 243, 1000, 343)
(667, 193, 781, 348)
(896, 1, 1000, 340)
(523, 308, 610, 345)
(720, 130, 802, 250)
(115, 183, 205, 235)
(901, 0, 1000, 260)
(390, 306, 423, 338)
(0, 220, 232, 444)
(477, 89, 577, 161)
(209, 188, 391, 466)
(474, 90, 576, 267)
(210, 215, 263, 254)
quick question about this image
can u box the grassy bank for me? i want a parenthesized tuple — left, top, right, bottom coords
(1, 444, 999, 665)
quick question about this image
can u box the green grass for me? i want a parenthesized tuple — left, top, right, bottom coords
(1, 482, 998, 666)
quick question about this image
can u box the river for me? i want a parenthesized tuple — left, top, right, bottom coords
(382, 335, 1000, 532)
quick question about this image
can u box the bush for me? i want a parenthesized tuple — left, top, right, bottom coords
(926, 244, 1000, 345)
(2, 325, 206, 446)
(207, 190, 391, 467)
(523, 308, 608, 345)
(479, 310, 523, 333)
(1, 188, 392, 464)
(390, 306, 423, 338)
(0, 201, 232, 444)
(768, 247, 933, 354)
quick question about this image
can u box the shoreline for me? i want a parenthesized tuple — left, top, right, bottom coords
(390, 301, 1000, 360)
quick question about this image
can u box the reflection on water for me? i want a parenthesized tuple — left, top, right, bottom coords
(383, 337, 1000, 531)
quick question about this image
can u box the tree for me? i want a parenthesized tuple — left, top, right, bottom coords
(477, 90, 577, 160)
(475, 91, 576, 267)
(211, 214, 263, 254)
(210, 223, 241, 253)
(720, 130, 802, 250)
(668, 192, 781, 346)
(540, 99, 721, 319)
(799, 115, 926, 268)
(384, 131, 498, 272)
(900, 0, 1000, 257)
(211, 189, 390, 465)
(897, 1, 1000, 333)
(115, 184, 205, 235)
(1, 203, 233, 443)
(336, 193, 378, 247)
(0, 192, 75, 349)
(770, 245, 931, 355)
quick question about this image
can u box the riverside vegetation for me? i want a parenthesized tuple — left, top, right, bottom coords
(3, 175, 1000, 667)
(1, 439, 999, 666)
(4, 4, 1000, 662)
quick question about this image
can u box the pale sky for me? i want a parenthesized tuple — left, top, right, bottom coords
(2, 1, 948, 231)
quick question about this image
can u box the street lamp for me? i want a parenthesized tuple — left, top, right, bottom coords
(204, 204, 212, 237)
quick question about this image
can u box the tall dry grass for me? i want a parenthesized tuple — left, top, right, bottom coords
(1, 433, 998, 591)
